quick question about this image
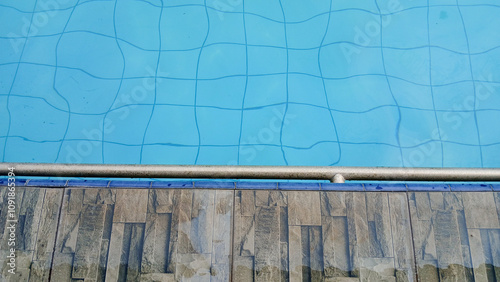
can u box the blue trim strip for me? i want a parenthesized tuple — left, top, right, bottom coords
(236, 182, 277, 190)
(0, 178, 29, 186)
(278, 182, 320, 190)
(321, 183, 365, 191)
(407, 184, 450, 192)
(109, 180, 152, 188)
(449, 184, 493, 192)
(364, 183, 407, 192)
(67, 179, 110, 187)
(194, 181, 235, 189)
(25, 179, 68, 187)
(0, 177, 498, 191)
(152, 181, 194, 188)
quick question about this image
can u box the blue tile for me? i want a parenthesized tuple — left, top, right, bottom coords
(364, 183, 407, 192)
(278, 182, 321, 190)
(320, 183, 365, 191)
(492, 184, 500, 192)
(26, 179, 67, 187)
(109, 180, 151, 188)
(449, 183, 493, 192)
(194, 181, 235, 189)
(236, 182, 278, 190)
(68, 179, 110, 187)
(407, 183, 450, 192)
(152, 181, 193, 188)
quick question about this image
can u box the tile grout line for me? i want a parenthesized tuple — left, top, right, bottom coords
(47, 187, 66, 281)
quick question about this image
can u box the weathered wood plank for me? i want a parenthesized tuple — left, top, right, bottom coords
(127, 224, 145, 282)
(105, 223, 125, 282)
(372, 193, 394, 258)
(190, 190, 215, 254)
(211, 263, 230, 282)
(455, 210, 474, 281)
(288, 225, 303, 282)
(72, 204, 106, 280)
(434, 210, 466, 281)
(83, 189, 99, 204)
(142, 213, 171, 273)
(429, 193, 444, 211)
(238, 190, 255, 216)
(494, 193, 500, 225)
(177, 190, 194, 254)
(1, 187, 25, 242)
(388, 193, 414, 280)
(409, 193, 437, 263)
(67, 189, 84, 215)
(212, 190, 233, 265)
(140, 272, 175, 282)
(254, 206, 281, 281)
(33, 189, 62, 261)
(488, 229, 500, 282)
(148, 190, 174, 214)
(414, 193, 432, 221)
(462, 192, 499, 229)
(98, 238, 110, 282)
(0, 187, 9, 242)
(255, 191, 270, 207)
(280, 241, 289, 282)
(467, 229, 489, 282)
(113, 189, 148, 223)
(235, 215, 255, 257)
(321, 192, 347, 217)
(323, 216, 349, 278)
(368, 221, 383, 258)
(413, 219, 437, 262)
(0, 250, 31, 280)
(233, 256, 254, 282)
(29, 258, 51, 281)
(358, 257, 395, 282)
(175, 253, 211, 281)
(325, 278, 360, 282)
(309, 226, 324, 282)
(165, 190, 182, 274)
(97, 189, 115, 205)
(416, 260, 439, 282)
(288, 191, 321, 226)
(50, 253, 74, 281)
(302, 227, 311, 282)
(19, 189, 44, 251)
(443, 193, 464, 211)
(57, 213, 80, 254)
(345, 192, 370, 277)
(279, 207, 288, 244)
(269, 191, 287, 207)
(119, 224, 133, 281)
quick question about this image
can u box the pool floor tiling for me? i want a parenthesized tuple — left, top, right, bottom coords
(1, 186, 500, 281)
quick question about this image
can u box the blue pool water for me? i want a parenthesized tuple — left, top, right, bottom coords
(1, 0, 499, 168)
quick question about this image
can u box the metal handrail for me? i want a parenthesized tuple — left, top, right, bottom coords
(2, 163, 500, 183)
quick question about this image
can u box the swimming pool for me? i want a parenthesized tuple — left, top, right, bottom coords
(1, 0, 499, 168)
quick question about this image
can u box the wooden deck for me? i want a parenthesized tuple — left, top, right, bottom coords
(1, 186, 499, 281)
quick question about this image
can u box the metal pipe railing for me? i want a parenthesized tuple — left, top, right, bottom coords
(1, 163, 500, 183)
